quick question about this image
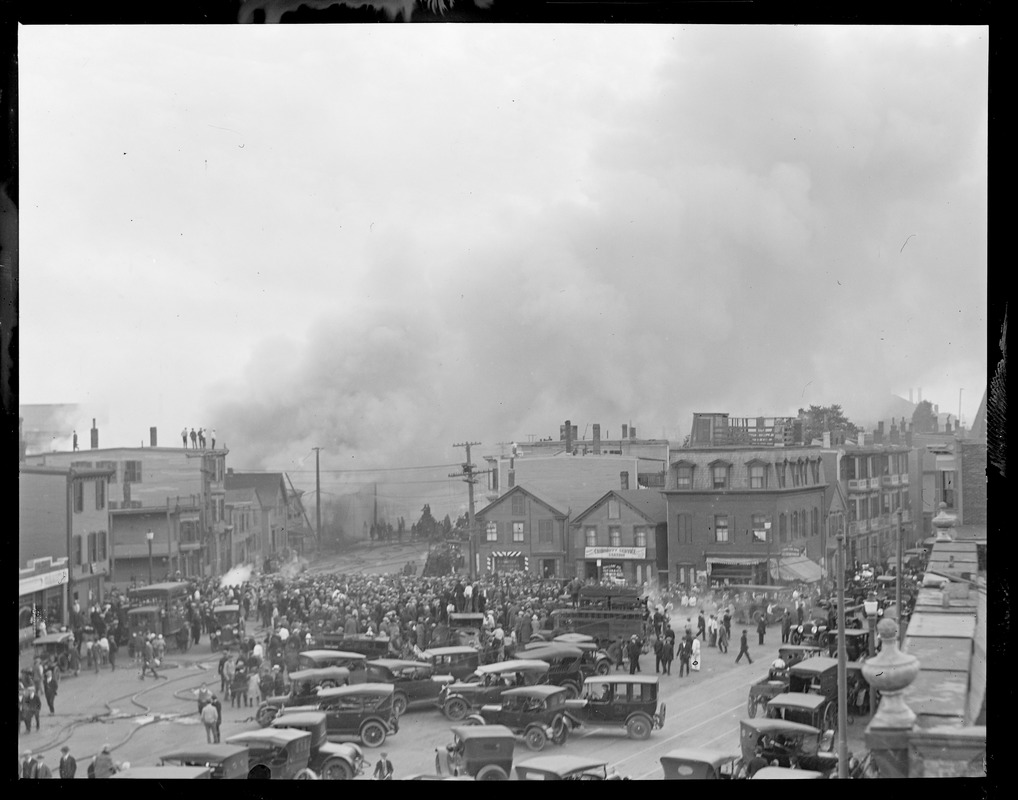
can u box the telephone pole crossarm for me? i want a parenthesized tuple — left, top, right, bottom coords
(453, 441, 483, 579)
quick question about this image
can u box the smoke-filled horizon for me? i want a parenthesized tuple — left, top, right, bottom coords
(19, 26, 989, 523)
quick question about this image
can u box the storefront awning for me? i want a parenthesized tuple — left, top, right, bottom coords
(706, 557, 765, 566)
(769, 556, 823, 584)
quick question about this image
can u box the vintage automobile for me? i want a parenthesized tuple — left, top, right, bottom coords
(789, 616, 829, 646)
(288, 683, 399, 748)
(210, 604, 245, 650)
(465, 685, 571, 751)
(513, 643, 586, 697)
(269, 710, 365, 779)
(33, 632, 77, 674)
(514, 755, 626, 781)
(159, 745, 249, 779)
(738, 719, 840, 776)
(747, 672, 788, 718)
(419, 645, 481, 681)
(255, 666, 351, 727)
(561, 675, 666, 740)
(785, 656, 841, 729)
(296, 650, 369, 683)
(778, 643, 824, 667)
(333, 634, 394, 659)
(547, 586, 648, 644)
(822, 629, 871, 662)
(448, 613, 486, 648)
(752, 766, 825, 779)
(365, 658, 452, 716)
(225, 728, 315, 779)
(524, 638, 613, 677)
(726, 585, 796, 625)
(438, 659, 551, 721)
(660, 748, 742, 780)
(765, 692, 836, 733)
(435, 724, 515, 780)
(112, 766, 213, 779)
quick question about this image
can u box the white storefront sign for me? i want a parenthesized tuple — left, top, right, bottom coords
(19, 568, 69, 597)
(584, 546, 646, 560)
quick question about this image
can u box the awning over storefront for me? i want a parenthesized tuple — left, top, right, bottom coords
(706, 557, 765, 566)
(768, 555, 823, 584)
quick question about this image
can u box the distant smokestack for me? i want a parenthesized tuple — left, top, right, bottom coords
(620, 471, 629, 490)
(150, 427, 158, 447)
(565, 420, 572, 454)
(889, 421, 900, 444)
(875, 421, 884, 444)
(90, 418, 98, 449)
(630, 426, 637, 440)
(622, 424, 628, 440)
(592, 424, 601, 455)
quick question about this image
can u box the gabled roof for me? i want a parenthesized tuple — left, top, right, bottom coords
(224, 472, 287, 509)
(571, 489, 666, 525)
(475, 485, 567, 518)
(225, 486, 259, 505)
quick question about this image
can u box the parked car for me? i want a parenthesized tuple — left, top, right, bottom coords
(562, 675, 666, 740)
(765, 693, 835, 732)
(419, 645, 480, 681)
(159, 744, 249, 779)
(438, 659, 551, 721)
(785, 656, 841, 730)
(738, 719, 841, 777)
(288, 683, 399, 748)
(296, 650, 369, 683)
(365, 658, 452, 716)
(751, 766, 825, 779)
(331, 634, 393, 659)
(256, 666, 351, 727)
(269, 710, 365, 779)
(32, 632, 76, 674)
(447, 613, 486, 648)
(660, 748, 742, 780)
(513, 643, 586, 697)
(225, 728, 314, 779)
(434, 724, 515, 780)
(465, 685, 571, 751)
(777, 644, 824, 667)
(822, 629, 871, 662)
(112, 766, 212, 779)
(514, 755, 627, 781)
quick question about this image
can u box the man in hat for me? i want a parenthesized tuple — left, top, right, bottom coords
(21, 685, 41, 733)
(373, 751, 393, 780)
(34, 753, 52, 779)
(93, 744, 116, 779)
(626, 634, 643, 675)
(58, 745, 77, 779)
(140, 633, 161, 680)
(21, 750, 36, 779)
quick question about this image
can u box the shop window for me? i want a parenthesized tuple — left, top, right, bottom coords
(714, 515, 729, 543)
(677, 514, 692, 544)
(538, 519, 553, 544)
(609, 527, 621, 547)
(73, 481, 84, 513)
(512, 522, 525, 543)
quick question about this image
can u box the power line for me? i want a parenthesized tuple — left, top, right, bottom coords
(237, 463, 462, 475)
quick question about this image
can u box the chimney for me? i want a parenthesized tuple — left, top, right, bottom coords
(90, 418, 99, 449)
(150, 427, 158, 447)
(822, 431, 831, 449)
(227, 467, 234, 475)
(890, 421, 900, 444)
(875, 421, 884, 444)
(592, 424, 601, 454)
(945, 416, 953, 434)
(620, 471, 629, 490)
(622, 424, 628, 440)
(905, 425, 913, 448)
(630, 426, 637, 440)
(858, 431, 866, 446)
(564, 420, 572, 455)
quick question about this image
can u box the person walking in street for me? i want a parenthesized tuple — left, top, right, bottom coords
(691, 634, 702, 672)
(33, 754, 52, 779)
(757, 614, 767, 646)
(736, 629, 753, 664)
(93, 744, 116, 779)
(722, 609, 732, 639)
(21, 686, 41, 733)
(697, 610, 706, 641)
(678, 633, 692, 677)
(211, 693, 223, 742)
(373, 752, 394, 780)
(708, 614, 718, 647)
(201, 697, 219, 743)
(717, 621, 729, 654)
(781, 610, 792, 644)
(108, 633, 118, 670)
(21, 751, 36, 779)
(627, 634, 643, 675)
(58, 746, 76, 779)
(140, 634, 161, 680)
(653, 634, 664, 674)
(42, 669, 58, 714)
(660, 630, 674, 675)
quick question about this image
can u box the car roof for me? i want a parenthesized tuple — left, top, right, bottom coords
(515, 755, 608, 775)
(740, 719, 821, 735)
(270, 711, 328, 727)
(476, 659, 550, 674)
(112, 766, 212, 779)
(160, 744, 249, 762)
(421, 646, 478, 657)
(661, 749, 741, 768)
(766, 693, 827, 710)
(452, 724, 515, 740)
(368, 659, 431, 671)
(779, 644, 823, 652)
(300, 650, 366, 660)
(287, 667, 350, 682)
(501, 685, 568, 699)
(788, 657, 840, 675)
(33, 633, 74, 644)
(518, 643, 585, 659)
(553, 633, 595, 644)
(226, 728, 311, 746)
(583, 674, 660, 685)
(752, 767, 825, 779)
(316, 683, 394, 699)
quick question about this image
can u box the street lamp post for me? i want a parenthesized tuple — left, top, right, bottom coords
(835, 526, 849, 780)
(146, 530, 155, 585)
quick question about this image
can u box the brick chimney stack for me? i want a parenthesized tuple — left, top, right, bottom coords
(592, 424, 601, 454)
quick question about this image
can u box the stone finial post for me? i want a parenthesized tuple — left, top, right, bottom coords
(863, 617, 921, 777)
(932, 502, 957, 542)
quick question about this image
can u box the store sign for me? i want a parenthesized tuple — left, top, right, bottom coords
(19, 568, 69, 597)
(584, 546, 646, 560)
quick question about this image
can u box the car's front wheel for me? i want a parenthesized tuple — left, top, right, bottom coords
(360, 720, 387, 748)
(444, 697, 470, 721)
(561, 681, 581, 700)
(319, 758, 353, 780)
(747, 696, 758, 717)
(256, 705, 278, 727)
(626, 715, 652, 740)
(475, 765, 508, 780)
(392, 692, 409, 718)
(319, 680, 339, 690)
(524, 726, 548, 752)
(293, 768, 319, 780)
(550, 715, 569, 746)
(595, 660, 611, 676)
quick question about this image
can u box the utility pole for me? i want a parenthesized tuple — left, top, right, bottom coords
(312, 447, 322, 547)
(452, 442, 482, 579)
(835, 525, 849, 780)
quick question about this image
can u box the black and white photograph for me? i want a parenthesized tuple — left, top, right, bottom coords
(12, 16, 994, 782)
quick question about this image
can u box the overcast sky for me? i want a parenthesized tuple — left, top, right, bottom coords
(18, 25, 988, 510)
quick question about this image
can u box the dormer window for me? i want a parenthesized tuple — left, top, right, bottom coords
(673, 462, 695, 490)
(746, 459, 768, 489)
(708, 461, 731, 490)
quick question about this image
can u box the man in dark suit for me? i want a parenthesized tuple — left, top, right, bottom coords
(58, 746, 77, 779)
(736, 629, 754, 664)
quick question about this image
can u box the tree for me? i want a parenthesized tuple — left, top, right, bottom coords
(442, 514, 452, 535)
(911, 400, 937, 434)
(798, 404, 859, 444)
